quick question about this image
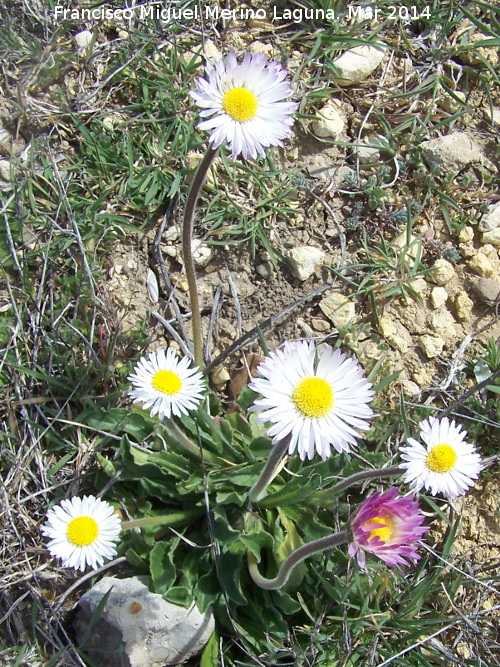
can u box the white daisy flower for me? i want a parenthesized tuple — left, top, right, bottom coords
(128, 348, 205, 420)
(400, 417, 482, 498)
(42, 496, 121, 572)
(190, 51, 297, 160)
(248, 341, 374, 461)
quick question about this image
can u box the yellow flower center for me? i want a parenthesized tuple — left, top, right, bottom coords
(152, 370, 182, 395)
(426, 443, 457, 473)
(292, 377, 334, 418)
(365, 515, 393, 544)
(222, 87, 258, 122)
(67, 516, 99, 547)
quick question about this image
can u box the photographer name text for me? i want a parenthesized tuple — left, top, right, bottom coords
(54, 4, 432, 25)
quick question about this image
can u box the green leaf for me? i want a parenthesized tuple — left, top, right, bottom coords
(226, 411, 253, 438)
(119, 436, 173, 483)
(273, 589, 301, 615)
(237, 385, 259, 411)
(200, 631, 219, 667)
(274, 509, 307, 588)
(239, 529, 275, 560)
(195, 572, 221, 613)
(150, 542, 176, 595)
(47, 451, 75, 478)
(213, 513, 240, 545)
(248, 436, 273, 458)
(94, 453, 115, 478)
(219, 552, 247, 605)
(165, 586, 191, 606)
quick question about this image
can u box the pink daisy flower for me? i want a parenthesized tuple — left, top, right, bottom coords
(348, 487, 428, 569)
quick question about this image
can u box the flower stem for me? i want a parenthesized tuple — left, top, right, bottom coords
(312, 465, 404, 505)
(248, 437, 290, 503)
(182, 145, 218, 369)
(248, 529, 349, 590)
(121, 509, 202, 531)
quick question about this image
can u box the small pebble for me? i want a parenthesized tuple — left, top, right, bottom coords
(311, 318, 330, 333)
(473, 278, 500, 304)
(430, 287, 448, 309)
(478, 201, 500, 233)
(419, 334, 445, 359)
(430, 258, 455, 286)
(455, 291, 474, 321)
(467, 253, 494, 278)
(458, 226, 474, 243)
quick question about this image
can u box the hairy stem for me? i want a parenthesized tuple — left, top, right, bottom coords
(182, 145, 218, 368)
(248, 437, 290, 503)
(121, 509, 202, 531)
(248, 529, 349, 590)
(310, 465, 404, 505)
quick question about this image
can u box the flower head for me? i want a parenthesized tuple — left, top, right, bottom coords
(42, 496, 121, 571)
(128, 348, 205, 420)
(348, 487, 428, 568)
(190, 51, 297, 160)
(400, 417, 482, 498)
(248, 340, 374, 460)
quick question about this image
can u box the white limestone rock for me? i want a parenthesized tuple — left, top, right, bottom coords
(392, 232, 422, 268)
(211, 365, 230, 390)
(332, 44, 386, 86)
(354, 139, 380, 165)
(74, 30, 94, 59)
(481, 227, 500, 246)
(458, 226, 474, 243)
(311, 317, 330, 332)
(0, 159, 14, 181)
(409, 278, 428, 298)
(312, 100, 346, 139)
(249, 41, 276, 58)
(419, 334, 445, 359)
(73, 577, 214, 667)
(412, 367, 434, 387)
(319, 291, 355, 328)
(203, 39, 222, 62)
(421, 132, 484, 174)
(455, 291, 474, 321)
(438, 91, 466, 113)
(192, 239, 212, 267)
(479, 201, 500, 233)
(379, 317, 411, 353)
(287, 246, 326, 281)
(490, 108, 500, 127)
(430, 287, 448, 309)
(429, 309, 456, 336)
(429, 258, 455, 286)
(467, 253, 494, 278)
(401, 379, 421, 398)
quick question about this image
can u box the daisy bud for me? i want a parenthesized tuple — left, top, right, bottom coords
(348, 487, 428, 569)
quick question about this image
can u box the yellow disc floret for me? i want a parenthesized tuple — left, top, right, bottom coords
(152, 370, 182, 395)
(67, 516, 99, 547)
(365, 515, 393, 544)
(222, 87, 258, 122)
(292, 377, 334, 418)
(426, 444, 457, 473)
